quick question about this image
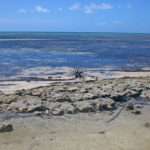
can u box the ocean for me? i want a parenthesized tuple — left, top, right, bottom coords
(0, 32, 150, 78)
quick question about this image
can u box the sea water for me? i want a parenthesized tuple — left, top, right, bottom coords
(0, 32, 150, 78)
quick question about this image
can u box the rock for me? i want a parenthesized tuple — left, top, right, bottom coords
(141, 90, 150, 100)
(51, 108, 64, 116)
(144, 122, 150, 128)
(70, 93, 83, 102)
(0, 123, 13, 133)
(82, 93, 98, 100)
(99, 98, 116, 111)
(109, 85, 140, 101)
(0, 95, 19, 104)
(126, 103, 134, 111)
(75, 101, 95, 113)
(98, 131, 106, 134)
(132, 109, 141, 115)
(135, 105, 143, 109)
(49, 102, 76, 115)
(33, 111, 43, 116)
(125, 89, 141, 97)
(7, 96, 43, 113)
(53, 93, 71, 102)
(0, 91, 4, 95)
(60, 103, 76, 114)
(49, 102, 64, 116)
(84, 77, 97, 82)
(67, 87, 78, 92)
(15, 89, 26, 96)
(55, 87, 67, 92)
(80, 88, 89, 93)
(31, 89, 43, 97)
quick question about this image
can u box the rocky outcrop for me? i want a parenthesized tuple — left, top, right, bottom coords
(7, 96, 44, 113)
(74, 101, 95, 113)
(0, 77, 150, 116)
(0, 123, 13, 133)
(140, 90, 150, 99)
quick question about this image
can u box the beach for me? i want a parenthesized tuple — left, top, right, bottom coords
(0, 73, 150, 149)
(0, 108, 150, 150)
(0, 32, 150, 150)
(1, 70, 150, 94)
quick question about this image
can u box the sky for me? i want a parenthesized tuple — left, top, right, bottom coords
(0, 0, 149, 33)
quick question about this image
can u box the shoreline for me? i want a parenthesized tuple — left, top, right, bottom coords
(1, 70, 150, 94)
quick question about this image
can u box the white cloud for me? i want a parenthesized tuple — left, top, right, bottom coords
(69, 3, 113, 14)
(35, 5, 50, 13)
(69, 3, 81, 11)
(18, 9, 27, 14)
(84, 3, 113, 14)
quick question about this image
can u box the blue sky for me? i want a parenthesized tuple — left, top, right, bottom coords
(0, 0, 149, 33)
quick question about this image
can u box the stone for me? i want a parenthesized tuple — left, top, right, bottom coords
(0, 95, 19, 104)
(15, 89, 26, 96)
(51, 108, 64, 116)
(135, 105, 143, 109)
(125, 89, 141, 97)
(49, 102, 76, 115)
(60, 103, 76, 114)
(0, 123, 13, 133)
(82, 93, 98, 100)
(84, 77, 97, 82)
(80, 88, 89, 93)
(53, 93, 71, 102)
(141, 90, 150, 100)
(31, 89, 43, 97)
(70, 93, 83, 102)
(132, 109, 141, 115)
(144, 122, 150, 128)
(75, 101, 95, 113)
(0, 91, 4, 95)
(49, 102, 63, 116)
(126, 103, 134, 111)
(7, 96, 42, 113)
(67, 87, 78, 92)
(99, 98, 116, 111)
(55, 87, 67, 92)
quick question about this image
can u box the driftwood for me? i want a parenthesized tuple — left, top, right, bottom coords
(106, 98, 150, 123)
(106, 103, 127, 123)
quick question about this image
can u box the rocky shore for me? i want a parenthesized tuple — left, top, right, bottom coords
(0, 77, 150, 150)
(0, 77, 150, 117)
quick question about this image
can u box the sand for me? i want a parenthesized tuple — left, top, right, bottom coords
(0, 106, 150, 150)
(1, 70, 150, 94)
(0, 71, 150, 150)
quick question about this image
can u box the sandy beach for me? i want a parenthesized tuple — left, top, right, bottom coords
(0, 73, 150, 150)
(1, 70, 150, 94)
(0, 107, 150, 150)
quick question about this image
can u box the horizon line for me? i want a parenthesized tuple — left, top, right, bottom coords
(0, 31, 150, 34)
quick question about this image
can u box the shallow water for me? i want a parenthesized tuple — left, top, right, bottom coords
(0, 32, 150, 78)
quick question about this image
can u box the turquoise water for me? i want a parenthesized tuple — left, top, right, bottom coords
(0, 32, 150, 77)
